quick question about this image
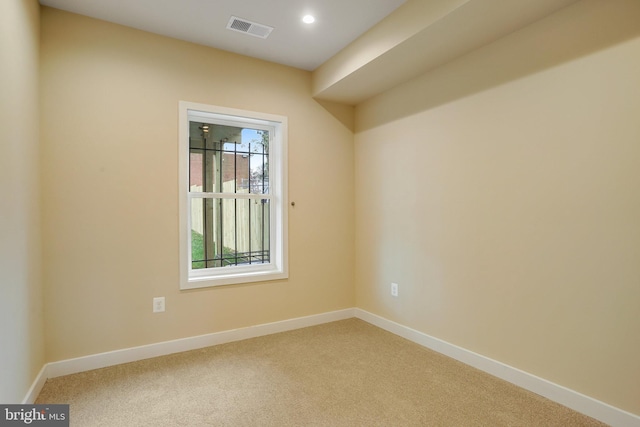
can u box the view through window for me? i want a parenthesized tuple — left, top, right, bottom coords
(189, 122, 270, 269)
(179, 102, 287, 289)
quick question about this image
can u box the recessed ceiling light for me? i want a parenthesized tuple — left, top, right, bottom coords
(302, 15, 315, 24)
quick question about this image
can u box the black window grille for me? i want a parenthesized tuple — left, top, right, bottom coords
(189, 122, 270, 269)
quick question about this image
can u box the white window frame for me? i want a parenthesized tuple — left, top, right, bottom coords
(179, 101, 288, 289)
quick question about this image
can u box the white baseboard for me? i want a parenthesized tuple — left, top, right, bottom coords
(24, 308, 355, 402)
(354, 308, 640, 427)
(21, 364, 48, 404)
(24, 307, 639, 427)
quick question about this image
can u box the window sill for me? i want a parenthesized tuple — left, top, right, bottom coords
(181, 265, 288, 289)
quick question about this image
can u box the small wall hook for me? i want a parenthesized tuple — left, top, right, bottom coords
(291, 201, 296, 207)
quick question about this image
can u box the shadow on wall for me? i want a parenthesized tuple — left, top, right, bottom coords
(355, 0, 640, 132)
(314, 99, 355, 133)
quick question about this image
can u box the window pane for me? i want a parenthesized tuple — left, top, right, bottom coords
(189, 150, 203, 191)
(249, 150, 268, 195)
(258, 198, 270, 263)
(234, 198, 270, 265)
(191, 197, 223, 269)
(189, 121, 269, 195)
(220, 150, 249, 194)
(190, 197, 270, 269)
(218, 198, 270, 266)
(219, 198, 235, 266)
(190, 198, 205, 269)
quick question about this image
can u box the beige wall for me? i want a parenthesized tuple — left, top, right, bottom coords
(12, 0, 638, 416)
(354, 0, 640, 415)
(40, 7, 355, 362)
(0, 0, 44, 402)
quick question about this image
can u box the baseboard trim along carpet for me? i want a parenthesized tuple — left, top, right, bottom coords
(26, 307, 638, 427)
(353, 309, 639, 427)
(25, 309, 355, 403)
(22, 364, 48, 405)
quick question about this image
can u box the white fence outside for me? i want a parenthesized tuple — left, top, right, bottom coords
(190, 181, 269, 258)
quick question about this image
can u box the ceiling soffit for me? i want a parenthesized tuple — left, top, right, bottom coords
(312, 0, 580, 105)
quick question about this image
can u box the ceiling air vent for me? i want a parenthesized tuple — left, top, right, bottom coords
(226, 16, 274, 39)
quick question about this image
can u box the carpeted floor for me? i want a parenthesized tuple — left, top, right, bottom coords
(36, 319, 607, 426)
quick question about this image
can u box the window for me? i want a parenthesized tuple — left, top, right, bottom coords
(179, 102, 288, 289)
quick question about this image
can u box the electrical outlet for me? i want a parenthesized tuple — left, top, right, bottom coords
(391, 282, 399, 297)
(153, 297, 165, 313)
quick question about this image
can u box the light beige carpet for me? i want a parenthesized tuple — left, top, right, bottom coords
(36, 319, 607, 426)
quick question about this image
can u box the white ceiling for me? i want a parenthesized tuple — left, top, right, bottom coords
(38, 0, 407, 71)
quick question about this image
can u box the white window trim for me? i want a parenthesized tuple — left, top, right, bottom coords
(178, 101, 288, 289)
